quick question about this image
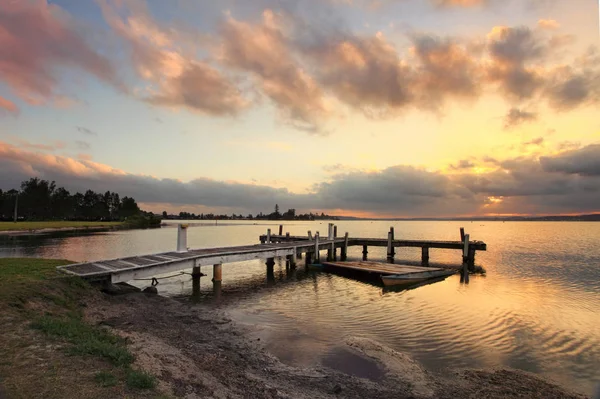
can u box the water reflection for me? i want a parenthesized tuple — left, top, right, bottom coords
(2, 221, 600, 395)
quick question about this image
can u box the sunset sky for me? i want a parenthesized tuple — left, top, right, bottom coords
(1, 0, 599, 217)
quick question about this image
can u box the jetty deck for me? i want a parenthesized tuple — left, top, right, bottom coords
(57, 224, 486, 285)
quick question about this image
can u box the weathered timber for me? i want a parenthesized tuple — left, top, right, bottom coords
(421, 247, 430, 266)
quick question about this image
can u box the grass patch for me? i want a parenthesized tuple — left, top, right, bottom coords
(94, 371, 118, 387)
(0, 221, 122, 232)
(31, 315, 134, 367)
(126, 369, 157, 390)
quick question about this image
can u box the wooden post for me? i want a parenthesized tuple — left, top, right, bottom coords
(286, 232, 290, 240)
(462, 234, 470, 265)
(279, 225, 283, 236)
(387, 231, 394, 263)
(328, 241, 335, 261)
(460, 227, 465, 243)
(266, 228, 271, 244)
(177, 224, 188, 252)
(390, 226, 395, 240)
(468, 248, 476, 272)
(192, 260, 201, 299)
(266, 257, 275, 274)
(212, 263, 222, 282)
(308, 230, 313, 240)
(328, 223, 334, 240)
(421, 246, 430, 266)
(362, 245, 368, 261)
(333, 225, 338, 238)
(341, 232, 349, 261)
(305, 251, 313, 266)
(266, 258, 275, 282)
(286, 254, 296, 269)
(314, 233, 320, 263)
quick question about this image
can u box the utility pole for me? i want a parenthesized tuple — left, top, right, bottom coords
(13, 192, 18, 223)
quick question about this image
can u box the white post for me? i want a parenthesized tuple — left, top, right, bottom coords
(267, 228, 271, 244)
(314, 232, 320, 262)
(177, 224, 188, 252)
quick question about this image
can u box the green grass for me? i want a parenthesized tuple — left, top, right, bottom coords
(126, 369, 157, 390)
(30, 315, 134, 367)
(94, 371, 118, 387)
(0, 221, 122, 232)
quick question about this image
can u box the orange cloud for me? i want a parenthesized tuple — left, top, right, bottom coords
(0, 95, 18, 115)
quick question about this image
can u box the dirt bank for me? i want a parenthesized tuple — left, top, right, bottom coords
(83, 290, 587, 399)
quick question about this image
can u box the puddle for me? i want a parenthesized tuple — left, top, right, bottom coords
(321, 347, 386, 381)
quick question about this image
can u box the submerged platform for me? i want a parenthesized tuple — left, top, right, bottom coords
(321, 261, 444, 276)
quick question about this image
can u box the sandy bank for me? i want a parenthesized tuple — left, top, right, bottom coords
(83, 289, 587, 399)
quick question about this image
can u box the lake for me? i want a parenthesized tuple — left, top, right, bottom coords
(2, 220, 599, 395)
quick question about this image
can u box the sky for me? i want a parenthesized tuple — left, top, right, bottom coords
(0, 0, 599, 218)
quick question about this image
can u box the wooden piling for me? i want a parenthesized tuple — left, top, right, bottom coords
(421, 247, 430, 266)
(462, 234, 470, 265)
(390, 226, 395, 240)
(460, 227, 465, 243)
(362, 245, 368, 261)
(266, 229, 271, 244)
(192, 261, 201, 299)
(341, 232, 349, 261)
(314, 233, 320, 263)
(286, 254, 296, 269)
(286, 232, 290, 240)
(468, 247, 476, 272)
(212, 263, 222, 282)
(308, 230, 313, 240)
(386, 231, 394, 263)
(305, 251, 313, 266)
(266, 257, 275, 273)
(279, 225, 283, 236)
(328, 241, 335, 261)
(333, 225, 338, 238)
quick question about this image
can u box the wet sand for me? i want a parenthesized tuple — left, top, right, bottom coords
(84, 288, 587, 399)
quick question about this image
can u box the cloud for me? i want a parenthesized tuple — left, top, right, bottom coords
(0, 95, 19, 116)
(433, 0, 486, 7)
(450, 159, 476, 170)
(504, 108, 538, 128)
(538, 19, 560, 30)
(76, 126, 98, 136)
(75, 141, 91, 150)
(145, 63, 249, 116)
(218, 11, 330, 131)
(524, 137, 544, 146)
(540, 144, 600, 176)
(10, 138, 66, 152)
(302, 31, 414, 118)
(1, 140, 599, 216)
(0, 0, 123, 107)
(98, 0, 248, 117)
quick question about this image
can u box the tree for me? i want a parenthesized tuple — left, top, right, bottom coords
(162, 211, 168, 219)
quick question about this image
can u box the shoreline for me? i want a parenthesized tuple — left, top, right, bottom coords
(85, 287, 587, 399)
(0, 225, 121, 236)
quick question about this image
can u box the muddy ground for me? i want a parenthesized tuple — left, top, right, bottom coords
(84, 289, 587, 399)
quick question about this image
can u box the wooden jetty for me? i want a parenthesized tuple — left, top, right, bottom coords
(57, 224, 486, 286)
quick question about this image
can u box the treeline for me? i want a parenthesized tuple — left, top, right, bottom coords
(0, 178, 160, 227)
(167, 204, 339, 221)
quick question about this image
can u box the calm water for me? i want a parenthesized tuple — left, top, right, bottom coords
(2, 221, 599, 395)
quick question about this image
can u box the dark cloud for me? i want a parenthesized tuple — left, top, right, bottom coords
(504, 108, 538, 129)
(1, 140, 599, 216)
(540, 144, 600, 176)
(76, 126, 98, 136)
(450, 159, 476, 170)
